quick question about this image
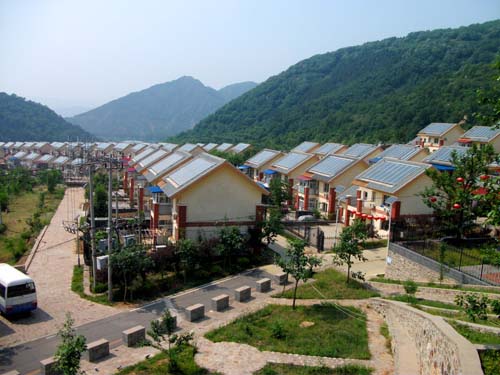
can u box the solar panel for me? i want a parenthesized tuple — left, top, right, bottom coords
(138, 149, 167, 167)
(314, 143, 344, 155)
(204, 143, 218, 151)
(71, 158, 84, 166)
(462, 126, 500, 140)
(38, 154, 53, 162)
(169, 158, 217, 187)
(292, 141, 318, 153)
(360, 161, 422, 185)
(246, 150, 279, 166)
(178, 143, 197, 152)
(419, 123, 454, 136)
(150, 152, 186, 175)
(273, 152, 310, 170)
(377, 145, 418, 160)
(217, 143, 233, 152)
(309, 156, 355, 177)
(423, 146, 467, 164)
(25, 153, 40, 160)
(54, 156, 69, 164)
(231, 143, 250, 153)
(342, 144, 376, 158)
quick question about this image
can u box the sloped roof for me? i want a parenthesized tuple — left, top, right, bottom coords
(130, 143, 148, 153)
(12, 151, 27, 159)
(52, 156, 70, 164)
(271, 152, 315, 174)
(51, 142, 66, 150)
(373, 144, 422, 161)
(314, 143, 345, 155)
(14, 142, 25, 148)
(423, 146, 468, 166)
(245, 149, 282, 168)
(308, 155, 359, 182)
(143, 150, 192, 183)
(71, 158, 84, 166)
(216, 143, 233, 152)
(341, 143, 379, 159)
(24, 152, 40, 161)
(230, 143, 251, 154)
(418, 123, 456, 136)
(22, 142, 36, 148)
(114, 142, 134, 151)
(96, 142, 114, 151)
(178, 143, 198, 153)
(203, 143, 218, 152)
(292, 141, 319, 153)
(158, 143, 178, 152)
(129, 147, 157, 165)
(36, 154, 56, 163)
(354, 159, 430, 194)
(460, 126, 500, 142)
(135, 149, 169, 172)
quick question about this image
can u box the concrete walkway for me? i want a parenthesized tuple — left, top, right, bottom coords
(0, 188, 119, 347)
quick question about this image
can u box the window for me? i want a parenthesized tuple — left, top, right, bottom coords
(434, 138, 439, 144)
(383, 195, 390, 206)
(363, 191, 368, 200)
(323, 183, 330, 193)
(6, 282, 36, 298)
(0, 283, 5, 298)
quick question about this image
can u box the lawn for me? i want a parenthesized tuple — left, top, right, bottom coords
(448, 320, 500, 345)
(480, 350, 500, 375)
(421, 307, 500, 328)
(274, 268, 378, 300)
(255, 364, 373, 375)
(116, 345, 211, 375)
(385, 295, 462, 310)
(71, 265, 113, 305)
(370, 277, 500, 295)
(0, 187, 63, 264)
(205, 304, 370, 359)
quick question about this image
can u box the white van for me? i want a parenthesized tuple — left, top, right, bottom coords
(0, 263, 37, 316)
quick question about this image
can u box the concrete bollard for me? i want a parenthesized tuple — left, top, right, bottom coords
(122, 325, 146, 347)
(185, 303, 205, 322)
(211, 294, 230, 311)
(256, 278, 271, 293)
(235, 286, 251, 302)
(86, 338, 110, 362)
(276, 272, 288, 285)
(40, 357, 61, 375)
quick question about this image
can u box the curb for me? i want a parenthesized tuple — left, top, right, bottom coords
(23, 225, 48, 272)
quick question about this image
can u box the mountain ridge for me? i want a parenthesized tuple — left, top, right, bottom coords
(68, 77, 257, 141)
(170, 20, 500, 149)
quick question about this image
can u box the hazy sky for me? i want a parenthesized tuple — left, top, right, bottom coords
(1, 0, 500, 115)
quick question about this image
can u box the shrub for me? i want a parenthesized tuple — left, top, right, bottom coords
(455, 293, 490, 321)
(270, 320, 287, 339)
(0, 223, 6, 234)
(490, 299, 500, 319)
(237, 257, 250, 270)
(209, 265, 224, 276)
(403, 280, 418, 297)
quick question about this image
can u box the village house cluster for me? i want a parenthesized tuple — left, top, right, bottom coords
(1, 122, 499, 243)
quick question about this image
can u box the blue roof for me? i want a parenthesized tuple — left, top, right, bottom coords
(238, 165, 250, 170)
(432, 164, 456, 171)
(148, 186, 163, 193)
(264, 169, 277, 175)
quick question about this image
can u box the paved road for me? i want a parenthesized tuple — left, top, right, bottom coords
(0, 268, 275, 375)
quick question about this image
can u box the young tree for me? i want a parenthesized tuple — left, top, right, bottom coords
(148, 309, 177, 351)
(217, 226, 244, 271)
(403, 280, 418, 302)
(176, 239, 198, 280)
(420, 144, 498, 239)
(275, 238, 321, 309)
(261, 207, 284, 246)
(110, 244, 154, 301)
(332, 219, 368, 283)
(269, 177, 292, 208)
(54, 313, 87, 375)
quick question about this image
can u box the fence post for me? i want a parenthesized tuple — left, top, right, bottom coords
(480, 260, 484, 280)
(458, 248, 463, 271)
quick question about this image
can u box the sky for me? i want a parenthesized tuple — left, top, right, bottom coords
(1, 0, 500, 116)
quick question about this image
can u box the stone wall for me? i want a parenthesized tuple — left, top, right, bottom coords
(371, 298, 483, 375)
(385, 242, 491, 285)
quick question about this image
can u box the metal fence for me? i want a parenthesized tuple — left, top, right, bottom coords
(398, 239, 500, 286)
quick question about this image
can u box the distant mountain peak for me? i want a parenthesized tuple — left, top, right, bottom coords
(67, 76, 258, 141)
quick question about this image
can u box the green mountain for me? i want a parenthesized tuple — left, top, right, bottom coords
(0, 93, 95, 142)
(67, 77, 257, 141)
(171, 20, 500, 149)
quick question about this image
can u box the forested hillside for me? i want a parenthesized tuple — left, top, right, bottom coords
(0, 93, 95, 142)
(171, 20, 500, 149)
(68, 77, 257, 141)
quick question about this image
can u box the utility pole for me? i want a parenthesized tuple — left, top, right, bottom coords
(107, 156, 113, 302)
(89, 164, 97, 292)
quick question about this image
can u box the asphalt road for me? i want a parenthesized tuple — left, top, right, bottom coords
(0, 268, 274, 375)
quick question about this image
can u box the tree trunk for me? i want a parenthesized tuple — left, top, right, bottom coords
(292, 278, 299, 310)
(346, 263, 351, 284)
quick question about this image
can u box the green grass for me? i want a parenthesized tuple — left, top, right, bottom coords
(362, 239, 387, 249)
(370, 277, 500, 295)
(0, 187, 63, 264)
(117, 345, 211, 375)
(448, 320, 500, 345)
(71, 265, 113, 305)
(274, 269, 378, 300)
(479, 350, 500, 375)
(421, 306, 500, 328)
(205, 304, 370, 359)
(385, 295, 462, 310)
(379, 322, 392, 352)
(255, 363, 373, 375)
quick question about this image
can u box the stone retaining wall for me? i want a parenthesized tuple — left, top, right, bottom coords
(371, 298, 483, 375)
(385, 243, 491, 285)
